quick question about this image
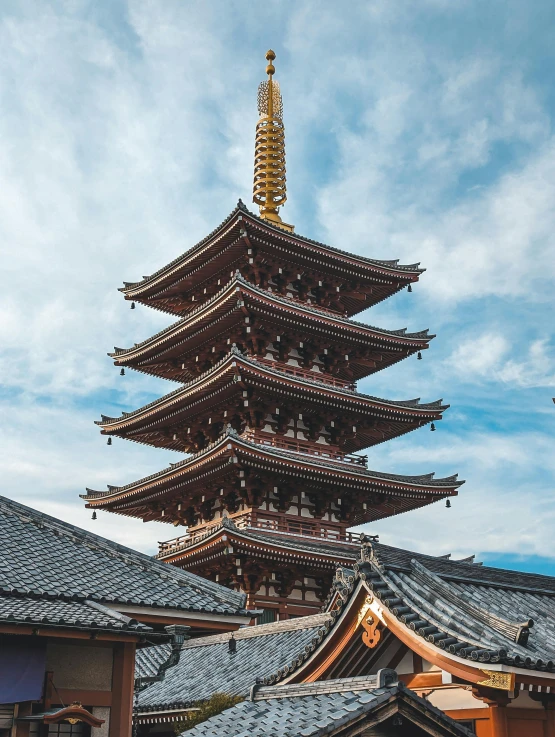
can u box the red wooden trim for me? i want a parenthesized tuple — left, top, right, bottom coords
(0, 624, 141, 642)
(400, 673, 443, 689)
(109, 642, 135, 737)
(57, 689, 112, 707)
(445, 708, 491, 720)
(506, 708, 546, 721)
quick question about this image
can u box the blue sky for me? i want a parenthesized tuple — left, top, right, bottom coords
(1, 0, 554, 571)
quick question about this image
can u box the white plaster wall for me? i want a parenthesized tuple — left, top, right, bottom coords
(395, 650, 414, 675)
(425, 687, 487, 711)
(92, 706, 111, 737)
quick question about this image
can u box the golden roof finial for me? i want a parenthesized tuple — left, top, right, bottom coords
(253, 50, 294, 232)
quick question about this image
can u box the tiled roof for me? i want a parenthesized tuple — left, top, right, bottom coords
(355, 540, 555, 669)
(111, 274, 432, 359)
(178, 675, 473, 737)
(0, 593, 151, 633)
(137, 613, 332, 712)
(84, 427, 463, 500)
(98, 348, 447, 427)
(223, 524, 360, 559)
(0, 494, 248, 616)
(136, 642, 173, 679)
(260, 538, 555, 684)
(121, 201, 424, 294)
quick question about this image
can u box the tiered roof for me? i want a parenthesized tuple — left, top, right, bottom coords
(83, 428, 462, 525)
(97, 348, 448, 453)
(111, 274, 433, 383)
(120, 202, 424, 317)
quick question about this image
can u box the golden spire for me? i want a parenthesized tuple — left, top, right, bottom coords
(253, 50, 294, 232)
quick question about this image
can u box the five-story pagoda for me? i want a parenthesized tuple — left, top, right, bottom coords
(83, 51, 463, 620)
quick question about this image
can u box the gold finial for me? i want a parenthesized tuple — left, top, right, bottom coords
(253, 50, 294, 232)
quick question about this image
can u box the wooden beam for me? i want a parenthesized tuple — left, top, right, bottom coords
(57, 689, 112, 707)
(0, 624, 141, 643)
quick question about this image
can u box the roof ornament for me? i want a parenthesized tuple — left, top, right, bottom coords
(229, 633, 237, 654)
(253, 50, 294, 233)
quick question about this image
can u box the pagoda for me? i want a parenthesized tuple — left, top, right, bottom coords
(83, 51, 463, 621)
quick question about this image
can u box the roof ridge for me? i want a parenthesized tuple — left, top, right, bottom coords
(182, 612, 332, 649)
(253, 673, 394, 700)
(410, 559, 533, 645)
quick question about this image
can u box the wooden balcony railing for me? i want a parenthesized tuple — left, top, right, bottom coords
(255, 356, 356, 391)
(157, 513, 359, 557)
(244, 429, 367, 466)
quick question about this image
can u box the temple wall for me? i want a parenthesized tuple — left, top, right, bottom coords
(428, 687, 487, 711)
(92, 706, 111, 737)
(45, 642, 113, 690)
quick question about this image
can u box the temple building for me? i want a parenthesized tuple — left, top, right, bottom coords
(135, 536, 555, 737)
(0, 494, 254, 736)
(82, 50, 463, 618)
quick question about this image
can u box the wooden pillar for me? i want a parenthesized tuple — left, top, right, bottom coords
(110, 642, 135, 737)
(488, 702, 508, 737)
(14, 702, 31, 737)
(545, 701, 555, 737)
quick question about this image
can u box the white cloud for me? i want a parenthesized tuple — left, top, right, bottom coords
(447, 333, 510, 378)
(497, 339, 555, 388)
(443, 334, 555, 387)
(0, 0, 554, 568)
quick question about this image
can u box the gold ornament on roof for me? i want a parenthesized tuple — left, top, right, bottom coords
(253, 50, 294, 232)
(477, 670, 515, 691)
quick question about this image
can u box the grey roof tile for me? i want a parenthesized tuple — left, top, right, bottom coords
(0, 494, 247, 616)
(137, 614, 331, 711)
(0, 593, 150, 632)
(177, 679, 474, 737)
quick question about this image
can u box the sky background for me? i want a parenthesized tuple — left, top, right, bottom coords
(1, 0, 555, 573)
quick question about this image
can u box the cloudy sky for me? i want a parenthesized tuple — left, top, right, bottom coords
(1, 0, 554, 573)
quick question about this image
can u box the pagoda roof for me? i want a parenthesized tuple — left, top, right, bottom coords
(258, 537, 555, 687)
(82, 428, 463, 522)
(156, 517, 361, 565)
(0, 493, 249, 618)
(97, 348, 447, 451)
(111, 275, 432, 377)
(121, 201, 424, 315)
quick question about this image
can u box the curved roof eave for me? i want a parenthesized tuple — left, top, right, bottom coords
(121, 201, 425, 298)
